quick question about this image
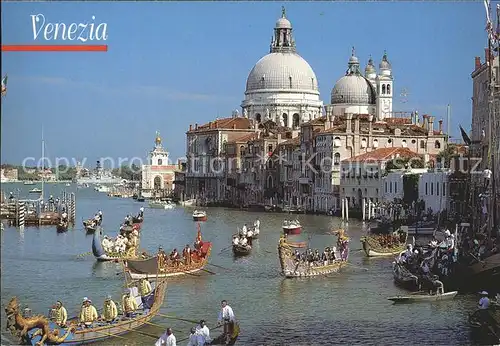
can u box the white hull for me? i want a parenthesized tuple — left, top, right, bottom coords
(128, 268, 203, 280)
(96, 254, 120, 262)
(366, 248, 403, 257)
(388, 291, 458, 303)
(180, 199, 196, 206)
(149, 202, 175, 209)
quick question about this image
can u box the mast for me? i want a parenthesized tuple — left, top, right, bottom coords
(446, 104, 451, 142)
(41, 126, 45, 202)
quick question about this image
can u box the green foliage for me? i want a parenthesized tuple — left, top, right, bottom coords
(53, 165, 77, 180)
(112, 164, 141, 181)
(18, 170, 39, 181)
(402, 174, 419, 205)
(436, 144, 457, 168)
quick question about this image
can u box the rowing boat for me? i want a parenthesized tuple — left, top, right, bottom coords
(360, 230, 408, 257)
(392, 260, 420, 290)
(5, 279, 167, 345)
(124, 242, 212, 280)
(56, 220, 68, 233)
(388, 281, 457, 303)
(232, 244, 251, 257)
(92, 228, 139, 262)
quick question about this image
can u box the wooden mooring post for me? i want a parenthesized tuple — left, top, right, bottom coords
(17, 201, 25, 228)
(70, 193, 76, 223)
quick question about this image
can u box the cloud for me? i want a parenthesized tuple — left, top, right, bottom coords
(17, 75, 231, 102)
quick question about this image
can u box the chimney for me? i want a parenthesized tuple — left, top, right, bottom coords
(438, 119, 443, 134)
(233, 124, 236, 129)
(195, 123, 198, 130)
(428, 116, 434, 136)
(475, 56, 481, 70)
(189, 124, 193, 131)
(422, 114, 428, 129)
(414, 111, 419, 125)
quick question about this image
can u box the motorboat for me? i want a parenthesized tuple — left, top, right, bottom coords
(94, 184, 110, 193)
(193, 210, 207, 221)
(23, 181, 35, 185)
(29, 188, 42, 193)
(388, 281, 457, 303)
(149, 199, 175, 210)
(283, 219, 302, 235)
(180, 199, 196, 207)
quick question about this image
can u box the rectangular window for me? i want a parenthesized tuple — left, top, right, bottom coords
(443, 182, 446, 196)
(390, 182, 393, 193)
(385, 182, 387, 193)
(425, 183, 428, 195)
(437, 182, 440, 196)
(431, 183, 434, 195)
(395, 183, 397, 194)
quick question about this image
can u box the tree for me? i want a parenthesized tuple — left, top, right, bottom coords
(436, 144, 457, 168)
(112, 164, 141, 181)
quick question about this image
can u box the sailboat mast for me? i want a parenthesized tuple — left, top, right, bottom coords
(41, 126, 45, 202)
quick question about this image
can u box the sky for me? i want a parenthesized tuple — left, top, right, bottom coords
(0, 2, 490, 168)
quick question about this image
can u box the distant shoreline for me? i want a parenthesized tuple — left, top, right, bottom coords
(1, 180, 74, 183)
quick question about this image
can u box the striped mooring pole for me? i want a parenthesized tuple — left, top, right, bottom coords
(17, 201, 25, 228)
(70, 193, 76, 223)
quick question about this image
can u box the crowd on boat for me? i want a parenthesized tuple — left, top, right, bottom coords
(157, 230, 205, 268)
(283, 219, 300, 227)
(371, 230, 406, 248)
(101, 230, 139, 255)
(48, 278, 153, 328)
(87, 210, 103, 228)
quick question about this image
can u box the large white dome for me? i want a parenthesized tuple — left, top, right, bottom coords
(245, 52, 319, 94)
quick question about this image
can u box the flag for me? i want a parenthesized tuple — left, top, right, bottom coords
(1, 75, 7, 96)
(459, 125, 471, 146)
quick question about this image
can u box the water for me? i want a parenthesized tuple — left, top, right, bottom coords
(0, 183, 484, 345)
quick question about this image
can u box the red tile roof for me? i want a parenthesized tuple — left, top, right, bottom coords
(342, 147, 421, 163)
(227, 132, 258, 144)
(187, 117, 251, 133)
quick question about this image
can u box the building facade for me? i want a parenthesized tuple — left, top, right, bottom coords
(141, 132, 177, 198)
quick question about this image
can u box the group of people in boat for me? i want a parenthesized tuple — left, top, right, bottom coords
(122, 207, 144, 227)
(157, 230, 205, 269)
(156, 300, 237, 346)
(283, 219, 300, 227)
(88, 210, 103, 227)
(101, 230, 139, 255)
(292, 247, 339, 266)
(49, 278, 153, 328)
(371, 230, 406, 248)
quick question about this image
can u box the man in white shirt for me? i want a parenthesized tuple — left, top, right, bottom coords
(155, 327, 176, 346)
(254, 219, 260, 228)
(232, 236, 239, 246)
(240, 236, 248, 246)
(217, 300, 235, 343)
(478, 291, 490, 310)
(195, 319, 211, 345)
(483, 167, 492, 188)
(241, 224, 247, 236)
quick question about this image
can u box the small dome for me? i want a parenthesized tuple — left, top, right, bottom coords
(365, 57, 376, 75)
(331, 75, 376, 105)
(349, 55, 359, 64)
(276, 17, 292, 29)
(379, 51, 391, 70)
(246, 52, 319, 93)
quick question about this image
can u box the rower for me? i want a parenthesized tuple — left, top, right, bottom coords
(232, 235, 240, 246)
(196, 319, 211, 345)
(102, 295, 118, 323)
(98, 210, 103, 223)
(183, 244, 192, 265)
(158, 246, 167, 268)
(139, 278, 152, 307)
(138, 207, 144, 218)
(247, 228, 254, 239)
(79, 297, 98, 328)
(240, 236, 248, 246)
(478, 291, 490, 310)
(194, 230, 203, 250)
(217, 300, 236, 344)
(124, 215, 131, 226)
(187, 327, 197, 346)
(8, 192, 14, 201)
(61, 211, 68, 222)
(322, 248, 329, 266)
(254, 218, 260, 229)
(294, 249, 301, 262)
(170, 248, 180, 267)
(122, 289, 138, 318)
(94, 213, 100, 224)
(51, 301, 67, 327)
(241, 224, 248, 237)
(155, 327, 176, 346)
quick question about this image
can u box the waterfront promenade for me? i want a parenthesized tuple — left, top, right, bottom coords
(0, 183, 479, 345)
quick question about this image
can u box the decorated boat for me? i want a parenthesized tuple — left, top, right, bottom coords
(232, 244, 251, 257)
(387, 281, 457, 303)
(286, 241, 307, 248)
(277, 230, 349, 278)
(124, 232, 212, 279)
(83, 219, 101, 233)
(92, 228, 140, 262)
(193, 210, 207, 222)
(282, 219, 301, 235)
(5, 278, 167, 345)
(56, 220, 68, 233)
(360, 229, 409, 257)
(209, 322, 240, 345)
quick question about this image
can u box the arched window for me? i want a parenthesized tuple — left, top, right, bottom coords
(334, 153, 341, 165)
(434, 140, 441, 149)
(382, 84, 386, 94)
(240, 145, 245, 156)
(361, 138, 367, 148)
(268, 144, 273, 153)
(282, 113, 288, 127)
(402, 140, 407, 148)
(387, 84, 391, 95)
(293, 113, 300, 128)
(289, 76, 293, 88)
(334, 137, 342, 148)
(157, 159, 163, 165)
(256, 113, 262, 123)
(154, 176, 162, 190)
(373, 139, 379, 148)
(420, 140, 425, 149)
(267, 175, 274, 189)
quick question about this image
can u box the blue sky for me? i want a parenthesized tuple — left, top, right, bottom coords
(1, 2, 489, 167)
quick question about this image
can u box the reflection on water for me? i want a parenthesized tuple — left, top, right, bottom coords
(0, 183, 485, 345)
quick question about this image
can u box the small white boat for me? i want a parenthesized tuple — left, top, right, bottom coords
(94, 184, 110, 193)
(193, 210, 207, 221)
(388, 281, 458, 303)
(180, 199, 196, 207)
(149, 200, 175, 210)
(283, 220, 302, 235)
(29, 188, 42, 193)
(65, 183, 71, 187)
(23, 181, 35, 185)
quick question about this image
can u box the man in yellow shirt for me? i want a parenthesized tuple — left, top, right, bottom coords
(122, 289, 138, 318)
(51, 301, 67, 327)
(79, 297, 98, 327)
(101, 295, 118, 323)
(139, 278, 152, 307)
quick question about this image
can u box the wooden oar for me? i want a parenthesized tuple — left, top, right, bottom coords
(141, 319, 167, 329)
(207, 263, 230, 271)
(156, 313, 199, 324)
(89, 327, 131, 340)
(345, 262, 368, 271)
(218, 246, 232, 254)
(201, 268, 216, 275)
(76, 251, 92, 258)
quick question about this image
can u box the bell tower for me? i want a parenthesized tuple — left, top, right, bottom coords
(376, 51, 393, 121)
(149, 131, 169, 166)
(270, 7, 296, 53)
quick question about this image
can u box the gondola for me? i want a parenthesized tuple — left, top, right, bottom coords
(92, 228, 140, 262)
(387, 281, 457, 303)
(209, 322, 240, 345)
(56, 220, 68, 233)
(360, 230, 409, 257)
(392, 260, 420, 290)
(5, 279, 167, 345)
(124, 239, 212, 280)
(232, 244, 251, 257)
(468, 306, 500, 344)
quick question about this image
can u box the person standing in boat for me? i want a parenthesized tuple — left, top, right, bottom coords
(254, 218, 260, 229)
(51, 301, 67, 327)
(217, 300, 236, 343)
(8, 192, 14, 202)
(79, 297, 98, 328)
(186, 327, 197, 346)
(48, 195, 54, 211)
(101, 295, 118, 323)
(155, 327, 176, 346)
(122, 289, 138, 318)
(183, 244, 192, 265)
(241, 224, 248, 237)
(98, 210, 103, 224)
(195, 319, 211, 345)
(138, 206, 144, 218)
(139, 278, 152, 307)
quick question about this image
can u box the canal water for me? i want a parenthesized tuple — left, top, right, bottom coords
(0, 183, 484, 345)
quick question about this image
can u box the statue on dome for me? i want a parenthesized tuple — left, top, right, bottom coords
(243, 108, 248, 118)
(155, 131, 162, 146)
(278, 114, 284, 127)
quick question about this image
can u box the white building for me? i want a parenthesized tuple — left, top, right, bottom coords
(241, 8, 324, 129)
(141, 132, 177, 198)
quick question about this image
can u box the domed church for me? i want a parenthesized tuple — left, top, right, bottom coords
(241, 7, 324, 129)
(326, 48, 394, 121)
